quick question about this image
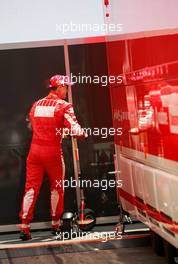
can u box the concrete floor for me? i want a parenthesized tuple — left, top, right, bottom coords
(0, 223, 166, 264)
(0, 247, 166, 264)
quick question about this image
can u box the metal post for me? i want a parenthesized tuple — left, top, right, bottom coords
(64, 41, 81, 211)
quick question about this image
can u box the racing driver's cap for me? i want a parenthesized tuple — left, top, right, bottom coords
(49, 74, 74, 88)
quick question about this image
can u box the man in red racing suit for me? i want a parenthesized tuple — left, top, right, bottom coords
(19, 75, 87, 240)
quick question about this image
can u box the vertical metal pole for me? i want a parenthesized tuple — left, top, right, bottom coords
(64, 41, 81, 211)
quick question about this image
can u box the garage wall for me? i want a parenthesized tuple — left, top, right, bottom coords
(1, 0, 178, 46)
(0, 0, 105, 44)
(106, 0, 178, 36)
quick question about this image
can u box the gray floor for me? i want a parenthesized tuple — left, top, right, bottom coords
(0, 223, 166, 263)
(0, 247, 166, 264)
(0, 222, 149, 247)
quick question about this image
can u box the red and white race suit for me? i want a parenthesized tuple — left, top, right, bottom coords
(19, 90, 86, 227)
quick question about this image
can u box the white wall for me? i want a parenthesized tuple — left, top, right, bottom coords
(0, 0, 105, 44)
(1, 0, 178, 45)
(107, 0, 178, 36)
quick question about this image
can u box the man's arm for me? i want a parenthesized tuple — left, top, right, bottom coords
(26, 103, 35, 131)
(63, 103, 88, 139)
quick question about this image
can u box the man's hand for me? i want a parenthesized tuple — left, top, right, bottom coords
(77, 132, 88, 141)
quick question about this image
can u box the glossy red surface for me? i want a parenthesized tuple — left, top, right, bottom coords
(107, 33, 178, 162)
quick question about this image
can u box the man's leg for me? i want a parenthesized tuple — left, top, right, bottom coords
(19, 154, 44, 238)
(45, 153, 65, 231)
